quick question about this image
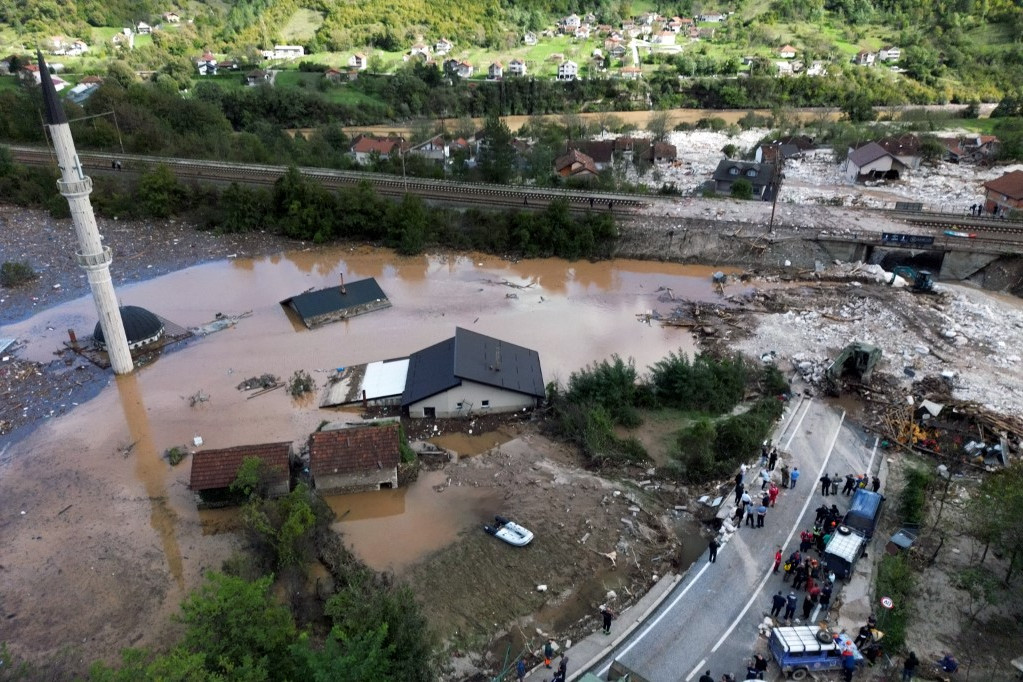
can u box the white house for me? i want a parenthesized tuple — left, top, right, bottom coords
(523, 32, 538, 46)
(855, 50, 876, 66)
(652, 31, 676, 45)
(456, 61, 474, 78)
(409, 43, 430, 59)
(620, 66, 643, 80)
(348, 53, 367, 70)
(196, 50, 217, 75)
(878, 46, 900, 61)
(136, 22, 152, 34)
(846, 142, 907, 181)
(779, 44, 796, 58)
(487, 61, 503, 80)
(557, 60, 578, 81)
(563, 13, 581, 31)
(776, 61, 793, 76)
(508, 58, 527, 76)
(272, 45, 304, 60)
(434, 38, 453, 55)
(409, 135, 450, 163)
(163, 12, 180, 23)
(401, 328, 544, 419)
(806, 61, 827, 76)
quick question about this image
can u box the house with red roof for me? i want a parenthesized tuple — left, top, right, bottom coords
(984, 170, 1023, 216)
(308, 423, 401, 494)
(189, 442, 292, 507)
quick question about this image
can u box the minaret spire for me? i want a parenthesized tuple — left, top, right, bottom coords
(37, 51, 134, 374)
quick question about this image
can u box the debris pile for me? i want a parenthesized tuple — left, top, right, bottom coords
(236, 374, 280, 391)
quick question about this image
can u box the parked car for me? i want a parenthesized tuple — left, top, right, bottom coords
(769, 625, 864, 680)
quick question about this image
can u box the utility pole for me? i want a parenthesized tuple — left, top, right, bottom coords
(768, 157, 784, 233)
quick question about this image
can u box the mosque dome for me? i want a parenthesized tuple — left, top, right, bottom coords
(94, 305, 165, 350)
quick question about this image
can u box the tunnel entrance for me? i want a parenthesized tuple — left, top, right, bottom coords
(869, 248, 945, 274)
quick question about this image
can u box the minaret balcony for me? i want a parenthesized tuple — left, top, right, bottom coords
(76, 246, 112, 268)
(57, 176, 93, 197)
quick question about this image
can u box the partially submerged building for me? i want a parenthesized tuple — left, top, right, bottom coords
(308, 423, 401, 493)
(402, 327, 544, 418)
(189, 442, 292, 507)
(320, 357, 410, 407)
(281, 275, 391, 329)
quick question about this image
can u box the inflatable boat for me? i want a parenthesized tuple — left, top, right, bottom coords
(483, 515, 534, 547)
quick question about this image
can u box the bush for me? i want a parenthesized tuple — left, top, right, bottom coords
(166, 446, 187, 466)
(287, 369, 315, 397)
(761, 365, 790, 396)
(875, 554, 913, 649)
(730, 178, 753, 200)
(669, 398, 783, 482)
(899, 466, 932, 525)
(565, 355, 641, 427)
(649, 351, 748, 413)
(1, 260, 37, 287)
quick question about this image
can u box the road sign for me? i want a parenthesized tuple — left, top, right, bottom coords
(880, 596, 894, 609)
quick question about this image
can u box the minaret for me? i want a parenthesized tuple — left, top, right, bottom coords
(37, 51, 133, 374)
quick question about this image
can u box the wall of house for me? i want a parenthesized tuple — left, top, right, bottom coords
(847, 156, 895, 181)
(314, 467, 398, 494)
(407, 379, 538, 418)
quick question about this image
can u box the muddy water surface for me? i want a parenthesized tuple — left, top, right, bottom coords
(2, 248, 739, 576)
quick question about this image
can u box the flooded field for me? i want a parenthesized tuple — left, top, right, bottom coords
(0, 246, 737, 661)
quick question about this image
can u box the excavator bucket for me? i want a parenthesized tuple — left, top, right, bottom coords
(825, 342, 883, 394)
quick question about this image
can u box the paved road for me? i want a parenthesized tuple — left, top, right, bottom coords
(590, 396, 880, 681)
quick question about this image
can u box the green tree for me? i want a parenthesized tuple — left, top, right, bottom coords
(387, 194, 429, 255)
(646, 110, 673, 141)
(242, 484, 319, 570)
(136, 164, 186, 218)
(88, 648, 221, 682)
(230, 456, 272, 500)
(478, 114, 516, 184)
(178, 572, 296, 679)
(291, 626, 394, 681)
(730, 178, 753, 199)
(842, 91, 877, 122)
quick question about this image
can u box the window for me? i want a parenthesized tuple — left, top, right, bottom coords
(481, 400, 490, 407)
(424, 407, 436, 418)
(747, 169, 757, 177)
(729, 167, 739, 175)
(456, 401, 464, 410)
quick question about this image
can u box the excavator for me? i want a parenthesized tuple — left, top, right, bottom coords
(888, 265, 935, 293)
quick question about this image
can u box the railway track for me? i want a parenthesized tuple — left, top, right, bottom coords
(7, 145, 648, 214)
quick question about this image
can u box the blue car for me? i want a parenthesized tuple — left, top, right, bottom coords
(769, 625, 865, 680)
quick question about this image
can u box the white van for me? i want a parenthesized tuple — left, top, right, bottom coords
(823, 529, 866, 580)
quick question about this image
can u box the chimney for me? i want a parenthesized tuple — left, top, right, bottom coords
(339, 272, 347, 295)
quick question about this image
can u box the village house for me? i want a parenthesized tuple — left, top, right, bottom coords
(638, 140, 678, 163)
(307, 423, 401, 494)
(878, 46, 900, 61)
(488, 61, 503, 80)
(272, 45, 304, 60)
(409, 43, 430, 60)
(21, 64, 68, 90)
(755, 135, 814, 163)
(434, 38, 453, 55)
(350, 135, 407, 165)
(562, 13, 582, 32)
(576, 25, 592, 40)
(699, 12, 726, 22)
(652, 31, 676, 45)
(940, 135, 1000, 164)
(401, 328, 545, 419)
(612, 136, 636, 153)
(555, 149, 599, 180)
(845, 141, 907, 181)
(245, 69, 270, 86)
(712, 160, 777, 199)
(112, 31, 134, 49)
(189, 442, 292, 507)
(983, 170, 1023, 216)
(523, 32, 538, 46)
(196, 51, 217, 76)
(620, 66, 643, 80)
(456, 60, 474, 78)
(348, 52, 367, 70)
(136, 22, 153, 34)
(324, 67, 343, 83)
(67, 80, 100, 104)
(877, 134, 923, 169)
(776, 61, 793, 76)
(567, 140, 614, 170)
(806, 60, 827, 76)
(779, 44, 796, 58)
(854, 50, 876, 66)
(410, 135, 450, 164)
(163, 12, 180, 23)
(557, 60, 578, 81)
(507, 58, 527, 76)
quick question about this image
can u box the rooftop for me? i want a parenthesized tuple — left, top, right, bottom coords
(308, 423, 401, 477)
(280, 276, 391, 329)
(985, 170, 1023, 200)
(189, 442, 291, 491)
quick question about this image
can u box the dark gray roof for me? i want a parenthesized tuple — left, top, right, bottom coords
(847, 141, 891, 168)
(36, 51, 67, 125)
(712, 160, 775, 187)
(281, 277, 388, 325)
(93, 305, 164, 344)
(402, 328, 544, 406)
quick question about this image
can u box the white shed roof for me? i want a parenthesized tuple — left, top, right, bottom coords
(362, 358, 409, 400)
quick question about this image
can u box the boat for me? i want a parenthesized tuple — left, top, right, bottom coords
(483, 515, 534, 547)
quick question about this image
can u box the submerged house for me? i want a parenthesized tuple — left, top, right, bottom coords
(189, 442, 292, 507)
(308, 423, 401, 494)
(401, 327, 545, 418)
(280, 275, 391, 329)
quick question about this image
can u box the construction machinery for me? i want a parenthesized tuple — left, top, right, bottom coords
(889, 265, 935, 293)
(825, 342, 882, 395)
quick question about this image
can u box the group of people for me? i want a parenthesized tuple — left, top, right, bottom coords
(820, 472, 881, 497)
(517, 645, 568, 682)
(731, 469, 782, 530)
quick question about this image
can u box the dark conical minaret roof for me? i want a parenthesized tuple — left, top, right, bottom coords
(36, 50, 67, 126)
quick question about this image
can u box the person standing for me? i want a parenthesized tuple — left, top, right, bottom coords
(842, 649, 857, 682)
(741, 490, 753, 511)
(543, 639, 555, 668)
(600, 606, 615, 634)
(773, 548, 783, 573)
(820, 582, 833, 613)
(780, 463, 790, 488)
(830, 474, 840, 495)
(843, 473, 856, 495)
(769, 448, 778, 471)
(768, 482, 779, 507)
(872, 475, 881, 493)
(790, 467, 800, 488)
(820, 473, 832, 496)
(516, 658, 526, 682)
(801, 593, 814, 620)
(699, 671, 714, 682)
(770, 590, 786, 617)
(734, 481, 745, 506)
(746, 504, 756, 528)
(753, 654, 768, 679)
(760, 468, 771, 490)
(902, 651, 919, 681)
(756, 504, 767, 528)
(708, 537, 720, 563)
(815, 503, 829, 525)
(784, 592, 797, 620)
(735, 471, 744, 489)
(557, 655, 569, 680)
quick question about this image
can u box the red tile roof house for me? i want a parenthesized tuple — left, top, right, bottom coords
(189, 442, 292, 507)
(308, 423, 401, 494)
(350, 135, 407, 165)
(984, 170, 1023, 217)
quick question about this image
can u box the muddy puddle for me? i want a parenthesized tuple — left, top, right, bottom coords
(327, 469, 502, 574)
(1, 248, 737, 583)
(430, 426, 519, 457)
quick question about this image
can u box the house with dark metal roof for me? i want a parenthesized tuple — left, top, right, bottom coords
(280, 275, 391, 329)
(402, 328, 544, 418)
(189, 442, 292, 507)
(845, 142, 907, 182)
(567, 140, 614, 170)
(712, 160, 776, 199)
(308, 422, 400, 493)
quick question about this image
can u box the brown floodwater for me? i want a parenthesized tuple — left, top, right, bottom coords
(2, 247, 740, 574)
(326, 469, 503, 574)
(430, 425, 519, 456)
